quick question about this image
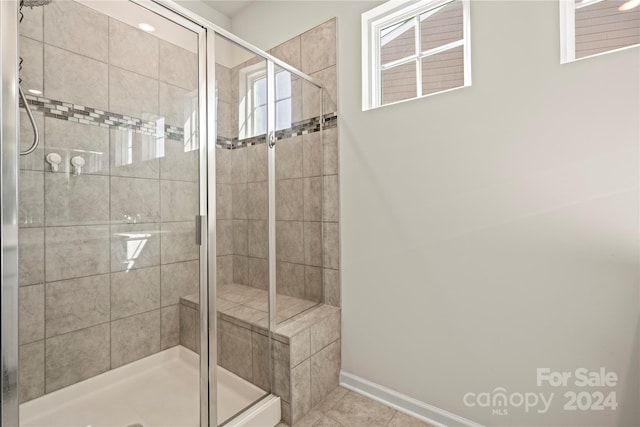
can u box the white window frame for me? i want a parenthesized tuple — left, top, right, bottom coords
(560, 0, 640, 64)
(239, 63, 293, 139)
(362, 0, 471, 111)
(250, 72, 268, 136)
(273, 70, 293, 132)
(239, 62, 268, 139)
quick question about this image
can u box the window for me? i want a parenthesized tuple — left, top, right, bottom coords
(362, 0, 471, 110)
(560, 0, 640, 63)
(251, 74, 268, 136)
(239, 64, 292, 139)
(275, 70, 292, 132)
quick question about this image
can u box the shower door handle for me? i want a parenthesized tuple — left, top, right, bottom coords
(195, 215, 205, 246)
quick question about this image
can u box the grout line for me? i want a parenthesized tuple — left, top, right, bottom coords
(41, 258, 198, 288)
(43, 40, 182, 87)
(41, 39, 109, 67)
(385, 410, 400, 427)
(45, 306, 163, 343)
(41, 217, 205, 229)
(44, 319, 110, 342)
(308, 63, 337, 79)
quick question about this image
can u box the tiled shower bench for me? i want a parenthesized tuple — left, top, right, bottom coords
(179, 283, 341, 425)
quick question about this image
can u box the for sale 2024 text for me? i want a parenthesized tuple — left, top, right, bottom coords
(537, 368, 618, 412)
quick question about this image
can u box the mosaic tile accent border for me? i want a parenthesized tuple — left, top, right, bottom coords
(229, 112, 338, 149)
(216, 136, 234, 150)
(23, 94, 186, 141)
(23, 95, 337, 149)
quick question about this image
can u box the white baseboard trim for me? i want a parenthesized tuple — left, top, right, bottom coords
(339, 371, 484, 427)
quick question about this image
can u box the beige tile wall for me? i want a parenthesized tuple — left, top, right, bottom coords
(208, 21, 342, 423)
(215, 19, 340, 312)
(18, 1, 199, 402)
(18, 4, 341, 408)
(270, 19, 340, 309)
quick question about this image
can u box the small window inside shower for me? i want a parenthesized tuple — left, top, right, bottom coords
(238, 64, 292, 139)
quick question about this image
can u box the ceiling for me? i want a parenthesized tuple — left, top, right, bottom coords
(204, 0, 254, 18)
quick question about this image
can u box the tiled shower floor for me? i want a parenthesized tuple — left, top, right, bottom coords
(20, 346, 266, 427)
(182, 283, 320, 329)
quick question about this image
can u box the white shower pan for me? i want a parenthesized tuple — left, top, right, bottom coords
(20, 346, 280, 427)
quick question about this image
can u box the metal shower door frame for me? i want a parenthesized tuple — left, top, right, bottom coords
(0, 0, 20, 425)
(0, 0, 218, 424)
(129, 2, 216, 425)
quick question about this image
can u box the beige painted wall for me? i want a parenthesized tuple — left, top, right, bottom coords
(177, 0, 231, 29)
(230, 1, 639, 426)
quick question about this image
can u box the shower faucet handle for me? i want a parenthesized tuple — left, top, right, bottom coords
(45, 152, 62, 172)
(122, 213, 142, 224)
(71, 156, 85, 176)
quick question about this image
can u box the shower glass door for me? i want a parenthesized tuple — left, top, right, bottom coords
(273, 64, 324, 324)
(12, 1, 212, 426)
(3, 1, 325, 425)
(212, 32, 274, 425)
(209, 25, 325, 425)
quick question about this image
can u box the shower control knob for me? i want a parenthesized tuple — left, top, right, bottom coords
(45, 152, 62, 172)
(71, 156, 85, 176)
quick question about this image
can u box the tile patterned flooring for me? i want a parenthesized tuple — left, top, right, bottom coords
(276, 387, 435, 427)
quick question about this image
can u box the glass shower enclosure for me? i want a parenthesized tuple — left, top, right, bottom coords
(0, 0, 325, 425)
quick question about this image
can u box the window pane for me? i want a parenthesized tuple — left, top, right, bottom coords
(254, 76, 267, 106)
(276, 99, 292, 131)
(574, 0, 640, 59)
(421, 45, 464, 96)
(382, 60, 416, 105)
(255, 105, 267, 135)
(381, 18, 416, 65)
(420, 0, 463, 52)
(275, 71, 292, 100)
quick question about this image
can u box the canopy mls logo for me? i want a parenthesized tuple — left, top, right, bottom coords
(463, 388, 553, 416)
(463, 368, 619, 416)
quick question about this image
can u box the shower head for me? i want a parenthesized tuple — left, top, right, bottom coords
(22, 0, 52, 7)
